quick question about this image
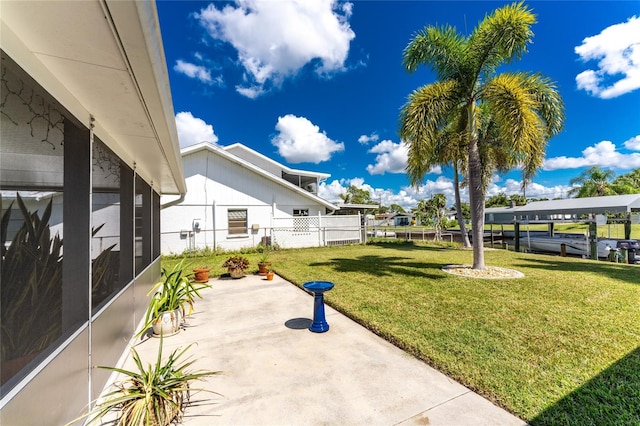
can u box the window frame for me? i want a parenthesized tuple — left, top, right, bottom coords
(228, 209, 248, 236)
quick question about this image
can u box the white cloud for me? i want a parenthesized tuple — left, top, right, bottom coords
(271, 114, 344, 163)
(175, 112, 218, 148)
(544, 140, 640, 170)
(624, 135, 640, 150)
(235, 85, 265, 99)
(366, 140, 407, 175)
(319, 177, 420, 209)
(318, 174, 572, 212)
(366, 140, 441, 176)
(174, 60, 212, 84)
(485, 179, 571, 200)
(317, 179, 348, 202)
(195, 0, 355, 97)
(412, 176, 458, 204)
(575, 16, 640, 98)
(358, 133, 379, 144)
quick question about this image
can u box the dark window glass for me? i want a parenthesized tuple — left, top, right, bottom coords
(152, 191, 160, 260)
(91, 139, 122, 311)
(134, 175, 151, 275)
(1, 51, 89, 392)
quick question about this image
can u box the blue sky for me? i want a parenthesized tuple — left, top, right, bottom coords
(157, 1, 640, 209)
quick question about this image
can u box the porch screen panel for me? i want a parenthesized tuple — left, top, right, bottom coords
(0, 51, 88, 393)
(91, 139, 122, 311)
(135, 176, 152, 275)
(152, 191, 160, 260)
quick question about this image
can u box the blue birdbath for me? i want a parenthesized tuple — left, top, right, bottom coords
(302, 281, 334, 333)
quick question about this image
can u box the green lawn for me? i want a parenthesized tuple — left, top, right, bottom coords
(164, 242, 640, 424)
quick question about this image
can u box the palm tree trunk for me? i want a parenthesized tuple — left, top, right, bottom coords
(453, 162, 471, 248)
(467, 103, 485, 269)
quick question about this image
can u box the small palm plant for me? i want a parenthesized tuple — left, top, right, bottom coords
(74, 339, 219, 426)
(257, 253, 271, 275)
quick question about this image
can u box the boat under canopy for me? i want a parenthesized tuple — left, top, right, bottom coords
(523, 234, 619, 258)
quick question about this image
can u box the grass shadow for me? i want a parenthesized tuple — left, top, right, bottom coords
(367, 239, 456, 252)
(310, 254, 446, 280)
(514, 257, 640, 286)
(530, 346, 640, 425)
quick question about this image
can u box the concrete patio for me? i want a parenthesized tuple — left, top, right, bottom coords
(117, 273, 526, 425)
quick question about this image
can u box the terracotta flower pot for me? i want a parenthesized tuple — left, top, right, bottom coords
(257, 262, 271, 276)
(266, 271, 274, 281)
(193, 268, 210, 283)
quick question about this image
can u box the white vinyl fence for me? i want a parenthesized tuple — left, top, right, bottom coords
(161, 213, 364, 254)
(271, 214, 363, 248)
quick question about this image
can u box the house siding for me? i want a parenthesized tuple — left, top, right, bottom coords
(162, 147, 333, 253)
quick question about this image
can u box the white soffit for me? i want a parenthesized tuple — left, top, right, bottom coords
(0, 0, 185, 195)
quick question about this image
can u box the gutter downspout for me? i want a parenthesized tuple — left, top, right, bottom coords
(161, 193, 185, 209)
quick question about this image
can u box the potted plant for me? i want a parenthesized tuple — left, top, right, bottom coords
(222, 256, 249, 279)
(138, 260, 210, 337)
(74, 339, 219, 426)
(266, 268, 275, 281)
(257, 253, 271, 276)
(192, 266, 211, 283)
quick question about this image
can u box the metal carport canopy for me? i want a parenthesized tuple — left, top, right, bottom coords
(512, 194, 640, 217)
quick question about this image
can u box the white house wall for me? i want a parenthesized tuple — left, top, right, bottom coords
(161, 149, 327, 254)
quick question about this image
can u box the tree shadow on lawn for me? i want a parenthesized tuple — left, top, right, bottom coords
(530, 346, 640, 425)
(310, 254, 446, 279)
(514, 257, 640, 286)
(367, 240, 455, 252)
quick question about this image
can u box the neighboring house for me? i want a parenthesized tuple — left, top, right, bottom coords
(390, 212, 414, 226)
(368, 212, 415, 227)
(0, 2, 185, 424)
(161, 142, 363, 253)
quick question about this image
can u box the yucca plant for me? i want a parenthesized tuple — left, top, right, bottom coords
(136, 260, 210, 337)
(75, 339, 219, 426)
(91, 223, 118, 309)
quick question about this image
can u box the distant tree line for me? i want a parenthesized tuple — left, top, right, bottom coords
(366, 167, 639, 217)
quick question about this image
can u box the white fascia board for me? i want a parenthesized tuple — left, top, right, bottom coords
(223, 143, 331, 180)
(106, 0, 185, 195)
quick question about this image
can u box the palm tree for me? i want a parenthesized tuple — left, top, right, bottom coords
(400, 2, 564, 269)
(568, 166, 617, 197)
(612, 168, 640, 194)
(405, 109, 471, 246)
(427, 193, 448, 240)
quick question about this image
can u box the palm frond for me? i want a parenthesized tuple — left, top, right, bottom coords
(467, 1, 536, 80)
(400, 80, 463, 185)
(484, 73, 544, 150)
(403, 24, 466, 80)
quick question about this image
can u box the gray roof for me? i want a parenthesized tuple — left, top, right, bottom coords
(485, 194, 640, 223)
(514, 194, 640, 216)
